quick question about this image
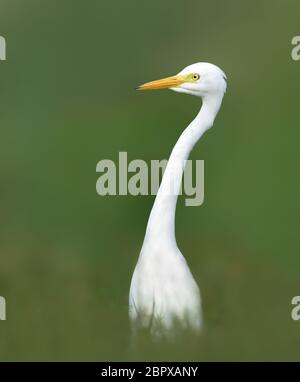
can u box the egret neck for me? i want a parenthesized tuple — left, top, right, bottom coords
(144, 93, 224, 247)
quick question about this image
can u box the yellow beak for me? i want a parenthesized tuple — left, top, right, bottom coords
(136, 75, 186, 91)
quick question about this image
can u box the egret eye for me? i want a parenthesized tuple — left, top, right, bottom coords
(192, 74, 200, 81)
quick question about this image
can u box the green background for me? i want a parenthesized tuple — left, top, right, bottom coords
(0, 0, 299, 360)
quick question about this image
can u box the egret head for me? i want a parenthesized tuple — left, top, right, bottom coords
(137, 62, 227, 99)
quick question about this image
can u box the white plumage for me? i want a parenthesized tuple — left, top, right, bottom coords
(129, 63, 227, 336)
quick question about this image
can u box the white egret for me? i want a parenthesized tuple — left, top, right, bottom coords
(129, 62, 227, 336)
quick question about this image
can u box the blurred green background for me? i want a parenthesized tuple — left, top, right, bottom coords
(0, 0, 299, 361)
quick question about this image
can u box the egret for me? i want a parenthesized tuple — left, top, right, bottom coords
(129, 62, 227, 336)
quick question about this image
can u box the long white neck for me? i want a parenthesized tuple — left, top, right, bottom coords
(143, 94, 223, 248)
